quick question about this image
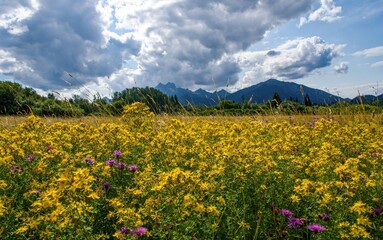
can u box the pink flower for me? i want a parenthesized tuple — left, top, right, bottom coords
(131, 227, 147, 236)
(281, 209, 294, 217)
(308, 224, 326, 233)
(113, 150, 122, 158)
(128, 165, 137, 172)
(105, 159, 117, 166)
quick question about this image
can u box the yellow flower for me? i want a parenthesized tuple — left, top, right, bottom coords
(350, 201, 370, 215)
(290, 194, 300, 203)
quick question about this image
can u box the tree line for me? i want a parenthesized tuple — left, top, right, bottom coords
(0, 81, 381, 117)
(0, 81, 180, 116)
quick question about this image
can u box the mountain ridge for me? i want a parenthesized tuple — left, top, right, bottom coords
(155, 79, 355, 106)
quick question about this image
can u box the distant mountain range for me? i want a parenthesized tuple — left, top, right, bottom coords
(155, 79, 383, 106)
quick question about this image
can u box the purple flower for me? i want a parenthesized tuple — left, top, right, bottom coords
(128, 165, 138, 172)
(308, 224, 326, 233)
(352, 149, 359, 154)
(319, 213, 331, 221)
(372, 152, 378, 157)
(84, 158, 94, 164)
(117, 163, 126, 170)
(281, 209, 294, 217)
(26, 155, 35, 161)
(119, 227, 130, 234)
(105, 159, 117, 166)
(131, 227, 147, 236)
(288, 217, 305, 230)
(103, 182, 112, 191)
(10, 165, 23, 173)
(113, 150, 122, 158)
(373, 207, 383, 214)
(45, 145, 53, 151)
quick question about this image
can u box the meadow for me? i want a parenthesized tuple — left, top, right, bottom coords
(1, 102, 383, 239)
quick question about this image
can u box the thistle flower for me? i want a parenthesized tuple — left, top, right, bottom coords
(113, 150, 122, 158)
(131, 227, 147, 236)
(106, 159, 117, 166)
(128, 165, 138, 172)
(319, 213, 331, 221)
(288, 217, 305, 230)
(373, 206, 383, 215)
(45, 145, 53, 151)
(117, 162, 126, 169)
(103, 182, 112, 191)
(119, 227, 129, 234)
(281, 209, 293, 217)
(308, 224, 326, 233)
(84, 158, 94, 164)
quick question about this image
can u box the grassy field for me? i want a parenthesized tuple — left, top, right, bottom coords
(1, 105, 383, 239)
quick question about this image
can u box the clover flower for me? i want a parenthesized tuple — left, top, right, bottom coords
(308, 224, 326, 233)
(131, 227, 147, 236)
(45, 145, 53, 151)
(106, 159, 117, 166)
(26, 155, 35, 161)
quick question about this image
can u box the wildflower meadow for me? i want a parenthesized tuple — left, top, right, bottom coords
(1, 103, 383, 239)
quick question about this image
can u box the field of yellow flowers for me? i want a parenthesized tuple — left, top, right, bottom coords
(1, 103, 383, 239)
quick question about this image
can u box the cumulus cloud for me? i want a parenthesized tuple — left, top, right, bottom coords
(1, 0, 319, 93)
(299, 0, 342, 27)
(121, 0, 315, 90)
(0, 0, 140, 90)
(334, 62, 349, 74)
(235, 36, 344, 86)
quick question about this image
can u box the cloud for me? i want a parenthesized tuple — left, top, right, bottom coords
(236, 36, 344, 85)
(371, 61, 383, 68)
(1, 0, 317, 93)
(299, 0, 342, 27)
(0, 0, 140, 90)
(354, 46, 383, 57)
(122, 0, 315, 90)
(334, 62, 349, 74)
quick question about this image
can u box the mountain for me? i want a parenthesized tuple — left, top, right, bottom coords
(155, 79, 344, 106)
(351, 94, 383, 104)
(155, 82, 229, 106)
(227, 79, 342, 105)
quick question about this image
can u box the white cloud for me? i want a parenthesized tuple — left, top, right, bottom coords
(371, 61, 383, 68)
(354, 46, 383, 57)
(235, 37, 344, 87)
(1, 0, 318, 93)
(334, 62, 349, 74)
(299, 0, 342, 27)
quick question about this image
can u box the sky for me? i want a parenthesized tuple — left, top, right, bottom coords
(0, 0, 382, 99)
